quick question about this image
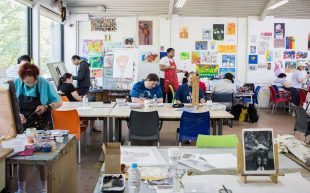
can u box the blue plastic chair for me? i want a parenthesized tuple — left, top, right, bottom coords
(177, 111, 210, 146)
(243, 86, 261, 104)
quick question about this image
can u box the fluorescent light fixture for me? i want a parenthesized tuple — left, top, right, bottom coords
(175, 0, 187, 8)
(268, 0, 289, 10)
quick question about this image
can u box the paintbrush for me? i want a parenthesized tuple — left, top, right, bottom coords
(27, 109, 38, 119)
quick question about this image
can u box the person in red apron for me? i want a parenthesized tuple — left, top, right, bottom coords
(159, 48, 186, 103)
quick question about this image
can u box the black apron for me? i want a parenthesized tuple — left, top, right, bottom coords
(18, 82, 51, 130)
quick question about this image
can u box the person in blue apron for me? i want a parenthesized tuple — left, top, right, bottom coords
(15, 63, 62, 193)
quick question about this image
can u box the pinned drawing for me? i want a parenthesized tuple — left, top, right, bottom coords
(82, 40, 103, 55)
(258, 41, 269, 55)
(113, 50, 134, 78)
(191, 51, 201, 64)
(196, 65, 219, 78)
(200, 51, 217, 64)
(283, 50, 295, 59)
(248, 55, 258, 65)
(218, 68, 236, 78)
(285, 61, 297, 73)
(274, 61, 283, 77)
(274, 39, 285, 48)
(180, 52, 190, 60)
(222, 55, 235, 67)
(202, 29, 212, 40)
(213, 24, 224, 40)
(286, 36, 295, 49)
(139, 21, 153, 45)
(91, 18, 117, 32)
(249, 65, 257, 71)
(195, 41, 208, 50)
(124, 37, 134, 46)
(217, 45, 236, 53)
(274, 23, 285, 39)
(180, 27, 189, 39)
(141, 52, 159, 63)
(266, 50, 273, 62)
(91, 69, 103, 78)
(88, 55, 103, 68)
(296, 51, 308, 60)
(250, 46, 256, 54)
(227, 23, 236, 35)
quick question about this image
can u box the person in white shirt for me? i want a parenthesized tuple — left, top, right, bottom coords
(159, 48, 186, 102)
(291, 61, 310, 89)
(273, 73, 291, 91)
(213, 73, 236, 93)
(6, 55, 31, 78)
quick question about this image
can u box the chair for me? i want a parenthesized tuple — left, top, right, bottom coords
(293, 105, 310, 142)
(243, 86, 261, 108)
(269, 86, 289, 114)
(211, 92, 233, 127)
(61, 95, 70, 102)
(168, 85, 176, 103)
(127, 110, 162, 146)
(196, 134, 239, 148)
(51, 109, 87, 163)
(177, 111, 210, 146)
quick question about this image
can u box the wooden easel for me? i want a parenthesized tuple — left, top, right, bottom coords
(191, 75, 199, 107)
(237, 143, 282, 184)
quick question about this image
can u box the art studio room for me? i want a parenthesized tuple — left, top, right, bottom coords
(1, 0, 310, 192)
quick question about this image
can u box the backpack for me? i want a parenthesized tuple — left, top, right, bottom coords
(232, 104, 244, 120)
(247, 104, 259, 123)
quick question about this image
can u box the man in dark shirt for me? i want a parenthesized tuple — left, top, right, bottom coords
(72, 55, 91, 96)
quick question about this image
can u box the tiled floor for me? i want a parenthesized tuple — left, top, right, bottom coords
(7, 109, 308, 193)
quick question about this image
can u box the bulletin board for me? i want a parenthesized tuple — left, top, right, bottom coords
(0, 88, 17, 140)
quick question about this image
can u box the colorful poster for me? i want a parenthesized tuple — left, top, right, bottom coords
(180, 52, 190, 60)
(160, 52, 167, 59)
(218, 68, 236, 78)
(222, 55, 235, 67)
(180, 27, 188, 39)
(91, 18, 117, 32)
(285, 36, 295, 49)
(196, 65, 219, 78)
(200, 51, 217, 64)
(213, 24, 224, 40)
(274, 23, 285, 39)
(266, 50, 273, 62)
(248, 55, 258, 64)
(285, 61, 297, 73)
(227, 23, 236, 35)
(202, 29, 212, 40)
(195, 41, 208, 50)
(124, 37, 134, 46)
(250, 46, 256, 54)
(217, 45, 236, 53)
(113, 49, 134, 78)
(191, 51, 201, 64)
(82, 40, 103, 55)
(89, 55, 104, 68)
(91, 69, 103, 78)
(141, 52, 159, 63)
(139, 21, 153, 45)
(283, 50, 295, 59)
(296, 51, 308, 59)
(274, 39, 285, 48)
(274, 61, 283, 77)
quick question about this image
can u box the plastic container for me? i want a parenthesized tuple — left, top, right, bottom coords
(101, 174, 125, 193)
(128, 163, 141, 193)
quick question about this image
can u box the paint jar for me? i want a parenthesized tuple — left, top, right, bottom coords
(42, 144, 52, 152)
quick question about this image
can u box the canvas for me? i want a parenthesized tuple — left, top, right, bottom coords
(202, 29, 212, 40)
(180, 27, 188, 39)
(141, 52, 159, 63)
(195, 41, 208, 50)
(200, 51, 217, 64)
(248, 55, 258, 65)
(191, 51, 201, 64)
(274, 23, 285, 39)
(227, 23, 236, 35)
(242, 128, 275, 174)
(283, 51, 296, 59)
(139, 21, 153, 45)
(217, 45, 236, 53)
(89, 55, 104, 68)
(196, 65, 219, 79)
(213, 24, 224, 40)
(285, 61, 297, 73)
(222, 55, 235, 67)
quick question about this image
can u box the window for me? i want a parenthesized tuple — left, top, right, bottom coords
(40, 15, 62, 78)
(0, 0, 28, 68)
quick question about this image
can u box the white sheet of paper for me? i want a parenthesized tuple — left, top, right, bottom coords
(1, 135, 27, 154)
(156, 189, 184, 193)
(200, 153, 237, 169)
(121, 147, 167, 166)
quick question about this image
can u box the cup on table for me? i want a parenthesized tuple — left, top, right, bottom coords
(206, 100, 213, 107)
(168, 148, 181, 167)
(144, 99, 151, 108)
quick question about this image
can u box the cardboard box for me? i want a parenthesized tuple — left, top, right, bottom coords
(102, 143, 121, 174)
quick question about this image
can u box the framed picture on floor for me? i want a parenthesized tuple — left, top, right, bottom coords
(242, 128, 275, 174)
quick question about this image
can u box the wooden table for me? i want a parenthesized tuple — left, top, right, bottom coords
(6, 135, 77, 193)
(93, 146, 310, 193)
(108, 104, 234, 142)
(0, 148, 13, 191)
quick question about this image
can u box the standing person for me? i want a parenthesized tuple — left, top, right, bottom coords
(6, 55, 31, 78)
(159, 48, 186, 102)
(71, 55, 91, 96)
(15, 63, 62, 193)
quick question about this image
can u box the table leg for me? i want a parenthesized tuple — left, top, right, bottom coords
(103, 118, 107, 144)
(118, 119, 122, 143)
(108, 117, 114, 142)
(218, 119, 223, 135)
(212, 120, 216, 135)
(114, 118, 120, 142)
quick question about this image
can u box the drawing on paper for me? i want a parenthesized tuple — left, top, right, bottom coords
(248, 55, 258, 65)
(217, 45, 236, 53)
(266, 50, 273, 62)
(218, 68, 236, 78)
(180, 52, 190, 60)
(124, 37, 134, 46)
(113, 50, 134, 78)
(202, 29, 212, 40)
(227, 23, 236, 35)
(195, 41, 208, 50)
(141, 52, 159, 63)
(88, 55, 103, 68)
(285, 61, 297, 73)
(286, 36, 295, 49)
(213, 24, 224, 40)
(200, 51, 217, 64)
(191, 51, 201, 64)
(296, 51, 308, 60)
(139, 21, 153, 45)
(274, 23, 285, 39)
(274, 39, 285, 48)
(283, 51, 296, 59)
(250, 46, 256, 54)
(274, 61, 283, 77)
(222, 55, 235, 67)
(180, 27, 188, 39)
(196, 65, 219, 79)
(91, 18, 117, 32)
(82, 40, 103, 55)
(91, 69, 103, 78)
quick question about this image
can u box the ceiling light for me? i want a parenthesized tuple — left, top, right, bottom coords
(175, 0, 187, 8)
(268, 0, 289, 10)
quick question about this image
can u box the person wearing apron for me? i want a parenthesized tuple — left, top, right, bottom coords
(159, 48, 186, 103)
(15, 63, 62, 193)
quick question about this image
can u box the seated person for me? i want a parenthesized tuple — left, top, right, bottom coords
(182, 71, 206, 92)
(58, 73, 82, 101)
(175, 72, 205, 104)
(131, 73, 163, 103)
(213, 73, 236, 93)
(273, 73, 291, 91)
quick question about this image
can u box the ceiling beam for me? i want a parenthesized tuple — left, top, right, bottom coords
(260, 0, 277, 21)
(168, 0, 174, 18)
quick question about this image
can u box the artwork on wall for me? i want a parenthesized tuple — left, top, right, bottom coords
(266, 50, 273, 62)
(217, 45, 236, 53)
(141, 52, 159, 63)
(274, 49, 283, 60)
(104, 54, 114, 68)
(286, 36, 295, 49)
(139, 21, 153, 45)
(202, 29, 212, 40)
(104, 34, 112, 42)
(258, 41, 269, 55)
(196, 65, 219, 78)
(91, 69, 103, 78)
(160, 52, 167, 59)
(274, 23, 285, 39)
(258, 62, 267, 69)
(218, 68, 236, 78)
(210, 40, 216, 50)
(227, 23, 236, 35)
(250, 46, 256, 54)
(180, 27, 189, 39)
(251, 35, 258, 44)
(195, 41, 208, 50)
(248, 55, 258, 65)
(283, 50, 296, 59)
(274, 61, 283, 77)
(261, 32, 273, 37)
(274, 39, 285, 48)
(285, 61, 297, 73)
(113, 49, 134, 78)
(213, 24, 224, 40)
(82, 40, 103, 55)
(180, 52, 190, 60)
(200, 51, 217, 64)
(308, 33, 310, 51)
(89, 55, 104, 68)
(91, 18, 117, 32)
(222, 55, 236, 67)
(296, 51, 308, 60)
(191, 51, 201, 64)
(267, 63, 271, 70)
(249, 65, 257, 71)
(124, 37, 134, 46)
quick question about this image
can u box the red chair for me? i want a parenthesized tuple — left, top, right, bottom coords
(269, 86, 290, 114)
(298, 90, 307, 106)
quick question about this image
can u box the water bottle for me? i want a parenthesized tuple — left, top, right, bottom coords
(82, 95, 88, 103)
(128, 163, 140, 193)
(153, 94, 158, 105)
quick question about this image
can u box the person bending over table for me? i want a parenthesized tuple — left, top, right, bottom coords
(131, 73, 163, 103)
(273, 73, 291, 91)
(15, 63, 62, 193)
(213, 72, 236, 93)
(175, 72, 205, 104)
